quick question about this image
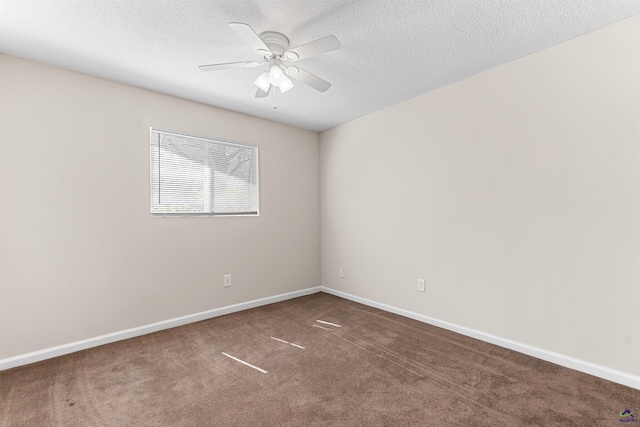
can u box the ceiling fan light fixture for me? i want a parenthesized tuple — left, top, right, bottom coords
(269, 64, 286, 86)
(279, 76, 294, 93)
(254, 72, 271, 92)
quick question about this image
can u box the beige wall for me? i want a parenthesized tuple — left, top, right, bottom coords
(0, 54, 320, 359)
(321, 15, 640, 376)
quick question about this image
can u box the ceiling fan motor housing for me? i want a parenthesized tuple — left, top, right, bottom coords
(259, 31, 290, 56)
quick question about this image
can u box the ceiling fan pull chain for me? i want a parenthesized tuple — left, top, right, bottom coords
(272, 82, 278, 110)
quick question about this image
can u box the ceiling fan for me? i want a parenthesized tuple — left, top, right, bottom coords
(199, 22, 340, 98)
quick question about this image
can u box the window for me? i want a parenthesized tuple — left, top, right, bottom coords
(150, 128, 259, 215)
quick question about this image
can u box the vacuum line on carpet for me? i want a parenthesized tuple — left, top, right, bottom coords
(313, 324, 334, 331)
(221, 352, 268, 374)
(317, 320, 341, 327)
(271, 336, 306, 349)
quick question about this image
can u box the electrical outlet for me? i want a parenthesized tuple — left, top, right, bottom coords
(339, 268, 344, 278)
(224, 274, 232, 287)
(417, 278, 426, 292)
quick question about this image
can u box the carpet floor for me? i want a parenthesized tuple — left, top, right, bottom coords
(1, 292, 638, 426)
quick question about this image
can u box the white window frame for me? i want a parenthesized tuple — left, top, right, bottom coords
(150, 128, 259, 216)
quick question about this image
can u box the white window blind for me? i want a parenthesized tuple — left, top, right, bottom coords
(150, 128, 259, 215)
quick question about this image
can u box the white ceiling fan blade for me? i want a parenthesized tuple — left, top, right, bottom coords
(284, 35, 340, 61)
(287, 67, 331, 92)
(229, 22, 272, 56)
(199, 61, 262, 72)
(255, 86, 271, 98)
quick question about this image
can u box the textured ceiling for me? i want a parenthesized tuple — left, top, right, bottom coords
(1, 1, 639, 132)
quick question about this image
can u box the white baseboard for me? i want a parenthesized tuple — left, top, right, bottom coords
(4, 285, 638, 391)
(0, 286, 321, 372)
(320, 286, 640, 391)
